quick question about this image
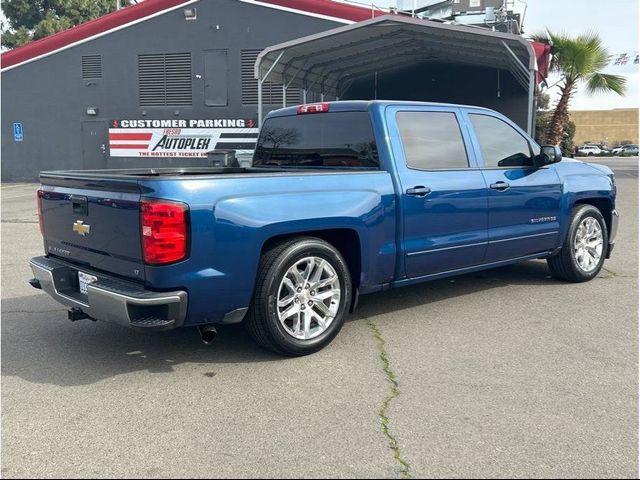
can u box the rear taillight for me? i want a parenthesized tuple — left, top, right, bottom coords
(140, 199, 189, 265)
(297, 102, 330, 115)
(36, 189, 44, 236)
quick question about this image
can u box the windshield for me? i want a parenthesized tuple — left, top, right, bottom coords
(253, 111, 379, 169)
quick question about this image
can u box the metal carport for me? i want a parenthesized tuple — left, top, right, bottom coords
(255, 15, 537, 134)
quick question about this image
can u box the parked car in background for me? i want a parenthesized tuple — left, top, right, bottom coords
(611, 144, 634, 155)
(577, 144, 608, 156)
(619, 144, 638, 156)
(29, 101, 619, 355)
(611, 145, 625, 155)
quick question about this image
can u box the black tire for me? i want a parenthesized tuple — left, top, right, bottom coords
(547, 205, 608, 282)
(245, 237, 352, 356)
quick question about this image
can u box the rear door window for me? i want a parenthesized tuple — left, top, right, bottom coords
(396, 111, 469, 170)
(253, 111, 379, 168)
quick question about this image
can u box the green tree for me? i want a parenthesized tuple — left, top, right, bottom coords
(534, 89, 551, 144)
(532, 31, 626, 146)
(560, 120, 576, 156)
(1, 0, 132, 49)
(535, 111, 550, 144)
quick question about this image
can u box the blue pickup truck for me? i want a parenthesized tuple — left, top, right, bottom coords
(30, 101, 619, 355)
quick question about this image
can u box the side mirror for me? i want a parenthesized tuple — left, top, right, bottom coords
(535, 145, 563, 167)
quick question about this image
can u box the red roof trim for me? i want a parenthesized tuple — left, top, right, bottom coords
(1, 0, 192, 70)
(1, 0, 389, 70)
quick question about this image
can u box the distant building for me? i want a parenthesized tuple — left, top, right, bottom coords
(570, 108, 639, 146)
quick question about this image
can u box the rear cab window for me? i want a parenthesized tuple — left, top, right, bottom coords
(253, 111, 379, 169)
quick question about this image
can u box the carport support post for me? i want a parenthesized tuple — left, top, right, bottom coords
(283, 66, 304, 108)
(257, 50, 285, 128)
(528, 72, 535, 137)
(258, 78, 263, 128)
(501, 41, 536, 136)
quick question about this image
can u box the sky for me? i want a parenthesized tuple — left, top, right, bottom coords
(522, 0, 638, 110)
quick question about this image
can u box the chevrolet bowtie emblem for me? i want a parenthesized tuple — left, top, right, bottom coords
(72, 220, 91, 236)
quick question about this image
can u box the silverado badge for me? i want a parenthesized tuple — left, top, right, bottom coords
(72, 220, 91, 236)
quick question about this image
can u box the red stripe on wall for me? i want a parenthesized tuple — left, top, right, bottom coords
(109, 133, 153, 141)
(1, 0, 392, 70)
(109, 143, 151, 149)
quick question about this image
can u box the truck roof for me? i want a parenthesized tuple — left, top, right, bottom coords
(266, 100, 495, 118)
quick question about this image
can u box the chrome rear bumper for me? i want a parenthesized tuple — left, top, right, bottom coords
(29, 256, 187, 331)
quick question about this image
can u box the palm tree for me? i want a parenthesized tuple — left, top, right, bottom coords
(533, 31, 626, 146)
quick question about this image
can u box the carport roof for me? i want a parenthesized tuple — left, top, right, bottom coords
(255, 15, 536, 97)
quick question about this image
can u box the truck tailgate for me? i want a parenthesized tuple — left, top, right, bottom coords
(39, 174, 144, 282)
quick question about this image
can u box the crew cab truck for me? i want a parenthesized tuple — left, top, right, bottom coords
(29, 101, 619, 356)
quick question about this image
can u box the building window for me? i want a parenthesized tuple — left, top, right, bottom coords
(138, 52, 192, 107)
(241, 49, 300, 106)
(82, 55, 102, 80)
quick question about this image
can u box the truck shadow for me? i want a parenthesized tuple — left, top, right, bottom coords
(2, 260, 566, 387)
(354, 259, 561, 319)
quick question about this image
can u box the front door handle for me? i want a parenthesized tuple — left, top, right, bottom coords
(406, 186, 431, 197)
(490, 181, 510, 191)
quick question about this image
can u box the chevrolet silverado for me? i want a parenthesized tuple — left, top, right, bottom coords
(29, 101, 619, 355)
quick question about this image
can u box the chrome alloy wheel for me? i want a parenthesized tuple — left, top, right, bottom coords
(276, 256, 341, 340)
(573, 217, 604, 273)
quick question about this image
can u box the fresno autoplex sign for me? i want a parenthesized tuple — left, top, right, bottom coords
(108, 119, 259, 157)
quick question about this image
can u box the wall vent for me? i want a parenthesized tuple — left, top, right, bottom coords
(81, 55, 102, 80)
(138, 53, 192, 107)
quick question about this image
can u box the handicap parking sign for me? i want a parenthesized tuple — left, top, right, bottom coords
(13, 122, 23, 142)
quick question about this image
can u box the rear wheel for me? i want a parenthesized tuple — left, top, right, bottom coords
(245, 237, 351, 356)
(547, 205, 608, 282)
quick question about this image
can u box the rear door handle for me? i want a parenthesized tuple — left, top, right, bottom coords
(406, 186, 431, 197)
(490, 181, 510, 191)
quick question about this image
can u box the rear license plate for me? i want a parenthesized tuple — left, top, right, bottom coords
(78, 271, 97, 295)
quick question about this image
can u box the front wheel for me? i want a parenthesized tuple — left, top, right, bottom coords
(547, 205, 608, 282)
(245, 237, 352, 356)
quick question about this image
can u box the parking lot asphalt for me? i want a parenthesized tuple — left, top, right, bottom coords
(2, 158, 638, 478)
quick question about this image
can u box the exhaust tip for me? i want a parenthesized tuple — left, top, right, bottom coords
(198, 325, 217, 345)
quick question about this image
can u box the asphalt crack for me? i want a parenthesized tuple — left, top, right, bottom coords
(366, 318, 411, 479)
